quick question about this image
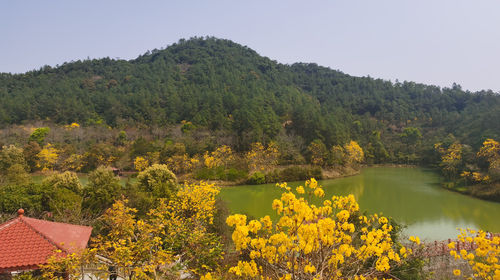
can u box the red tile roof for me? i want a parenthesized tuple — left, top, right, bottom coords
(0, 210, 92, 272)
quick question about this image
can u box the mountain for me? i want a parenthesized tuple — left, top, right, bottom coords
(0, 36, 499, 150)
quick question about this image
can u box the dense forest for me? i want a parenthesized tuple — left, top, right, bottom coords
(0, 37, 499, 199)
(1, 37, 498, 149)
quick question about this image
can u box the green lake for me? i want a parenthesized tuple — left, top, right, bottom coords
(219, 167, 500, 241)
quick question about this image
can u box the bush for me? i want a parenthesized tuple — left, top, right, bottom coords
(246, 171, 266, 185)
(278, 166, 323, 182)
(224, 168, 247, 181)
(247, 166, 324, 185)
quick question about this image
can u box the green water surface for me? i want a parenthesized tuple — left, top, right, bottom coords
(219, 167, 500, 240)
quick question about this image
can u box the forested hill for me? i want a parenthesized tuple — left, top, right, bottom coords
(0, 37, 499, 150)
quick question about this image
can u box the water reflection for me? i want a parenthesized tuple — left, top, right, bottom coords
(219, 167, 500, 240)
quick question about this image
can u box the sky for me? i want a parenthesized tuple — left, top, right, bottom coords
(1, 0, 500, 92)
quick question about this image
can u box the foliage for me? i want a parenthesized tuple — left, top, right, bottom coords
(478, 138, 500, 181)
(40, 250, 87, 280)
(343, 140, 364, 165)
(41, 172, 83, 222)
(43, 181, 222, 279)
(83, 166, 122, 216)
(366, 131, 389, 164)
(29, 127, 50, 145)
(42, 171, 83, 194)
(247, 171, 267, 185)
(0, 144, 26, 172)
(307, 139, 328, 166)
(246, 142, 280, 172)
(225, 179, 419, 279)
(37, 143, 59, 171)
(4, 163, 31, 186)
(435, 141, 464, 180)
(203, 145, 235, 169)
(23, 141, 41, 172)
(135, 164, 178, 207)
(134, 156, 149, 171)
(165, 153, 199, 174)
(329, 145, 345, 166)
(247, 166, 323, 185)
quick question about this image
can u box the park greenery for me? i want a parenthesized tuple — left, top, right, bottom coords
(0, 37, 499, 278)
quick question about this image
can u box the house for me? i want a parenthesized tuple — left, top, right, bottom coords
(0, 209, 92, 277)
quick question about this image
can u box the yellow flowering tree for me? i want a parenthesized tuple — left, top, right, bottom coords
(204, 145, 235, 169)
(40, 250, 92, 280)
(448, 229, 499, 279)
(435, 142, 463, 180)
(343, 140, 364, 166)
(63, 154, 84, 172)
(246, 142, 280, 172)
(37, 143, 59, 171)
(134, 156, 149, 171)
(226, 179, 414, 280)
(477, 138, 500, 181)
(307, 139, 328, 166)
(166, 154, 200, 174)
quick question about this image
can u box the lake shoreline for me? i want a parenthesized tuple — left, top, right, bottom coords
(186, 163, 419, 188)
(219, 166, 500, 240)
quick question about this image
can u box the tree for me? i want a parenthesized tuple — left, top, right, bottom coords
(399, 127, 422, 163)
(41, 172, 83, 223)
(435, 142, 463, 180)
(0, 145, 26, 173)
(246, 142, 280, 172)
(29, 127, 50, 145)
(366, 131, 389, 163)
(133, 164, 178, 213)
(203, 145, 235, 169)
(37, 143, 59, 171)
(343, 140, 364, 166)
(83, 166, 123, 216)
(329, 145, 345, 166)
(23, 141, 41, 172)
(225, 179, 419, 279)
(4, 164, 31, 186)
(477, 138, 500, 181)
(307, 139, 328, 166)
(134, 156, 149, 171)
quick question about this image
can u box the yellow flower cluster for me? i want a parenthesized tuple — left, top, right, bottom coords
(64, 122, 80, 129)
(449, 229, 499, 279)
(134, 156, 149, 171)
(461, 171, 491, 183)
(344, 140, 364, 164)
(226, 179, 411, 279)
(37, 143, 59, 171)
(166, 153, 199, 174)
(203, 145, 235, 169)
(246, 141, 280, 171)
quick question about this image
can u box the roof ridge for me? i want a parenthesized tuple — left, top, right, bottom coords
(18, 217, 68, 254)
(22, 216, 92, 230)
(0, 217, 20, 232)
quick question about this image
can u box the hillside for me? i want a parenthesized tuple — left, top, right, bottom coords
(0, 37, 499, 152)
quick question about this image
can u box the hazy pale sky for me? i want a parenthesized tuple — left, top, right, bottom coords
(1, 0, 500, 92)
